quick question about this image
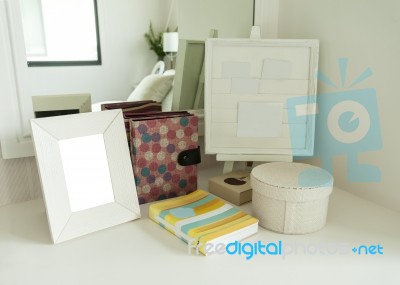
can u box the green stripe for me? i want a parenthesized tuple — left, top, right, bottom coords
(159, 194, 215, 219)
(181, 207, 241, 234)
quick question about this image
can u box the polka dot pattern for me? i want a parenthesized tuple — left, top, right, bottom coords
(130, 115, 198, 204)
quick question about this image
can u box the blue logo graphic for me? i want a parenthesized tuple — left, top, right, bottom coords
(226, 240, 282, 260)
(287, 58, 382, 182)
(352, 244, 384, 255)
(189, 239, 384, 258)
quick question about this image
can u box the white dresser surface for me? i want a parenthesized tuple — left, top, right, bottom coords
(1, 167, 400, 285)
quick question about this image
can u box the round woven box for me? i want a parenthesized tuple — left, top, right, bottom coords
(251, 162, 333, 234)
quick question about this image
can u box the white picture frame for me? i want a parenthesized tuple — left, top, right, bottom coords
(204, 38, 319, 157)
(31, 109, 141, 243)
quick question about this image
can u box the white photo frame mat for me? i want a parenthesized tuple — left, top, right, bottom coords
(204, 38, 319, 157)
(31, 109, 140, 243)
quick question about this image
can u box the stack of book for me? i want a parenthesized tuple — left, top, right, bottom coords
(149, 189, 258, 255)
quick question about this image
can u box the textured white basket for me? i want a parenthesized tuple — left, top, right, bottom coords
(251, 162, 333, 234)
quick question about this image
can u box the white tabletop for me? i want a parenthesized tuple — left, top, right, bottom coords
(1, 167, 400, 285)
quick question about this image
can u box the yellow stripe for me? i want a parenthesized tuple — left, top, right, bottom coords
(198, 217, 258, 255)
(187, 211, 247, 236)
(199, 217, 258, 244)
(149, 190, 208, 221)
(191, 215, 253, 239)
(164, 214, 182, 225)
(164, 198, 226, 225)
(194, 198, 225, 215)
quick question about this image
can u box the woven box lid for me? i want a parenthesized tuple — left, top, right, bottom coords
(251, 162, 333, 202)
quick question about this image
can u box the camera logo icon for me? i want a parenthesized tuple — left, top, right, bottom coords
(287, 58, 382, 182)
(327, 100, 370, 144)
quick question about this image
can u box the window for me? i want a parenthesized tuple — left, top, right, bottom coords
(20, 0, 101, 67)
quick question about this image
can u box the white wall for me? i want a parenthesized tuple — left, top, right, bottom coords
(276, 0, 400, 212)
(178, 0, 254, 40)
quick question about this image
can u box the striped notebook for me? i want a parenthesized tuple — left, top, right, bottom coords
(149, 189, 258, 255)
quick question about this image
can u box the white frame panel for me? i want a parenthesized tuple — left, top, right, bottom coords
(31, 109, 141, 243)
(204, 38, 319, 157)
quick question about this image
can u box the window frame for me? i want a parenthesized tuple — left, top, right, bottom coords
(26, 0, 102, 67)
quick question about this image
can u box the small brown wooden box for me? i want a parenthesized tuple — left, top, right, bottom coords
(208, 170, 252, 205)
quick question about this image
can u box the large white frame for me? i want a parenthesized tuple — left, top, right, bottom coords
(31, 109, 141, 243)
(204, 38, 319, 159)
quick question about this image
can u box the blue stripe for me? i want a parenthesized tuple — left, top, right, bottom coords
(159, 194, 215, 219)
(181, 207, 241, 234)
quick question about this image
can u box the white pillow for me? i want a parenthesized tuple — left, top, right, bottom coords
(127, 74, 174, 102)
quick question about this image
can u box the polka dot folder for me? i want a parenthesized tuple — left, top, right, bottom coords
(129, 111, 201, 204)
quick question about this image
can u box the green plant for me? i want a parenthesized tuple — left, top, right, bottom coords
(144, 22, 165, 59)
